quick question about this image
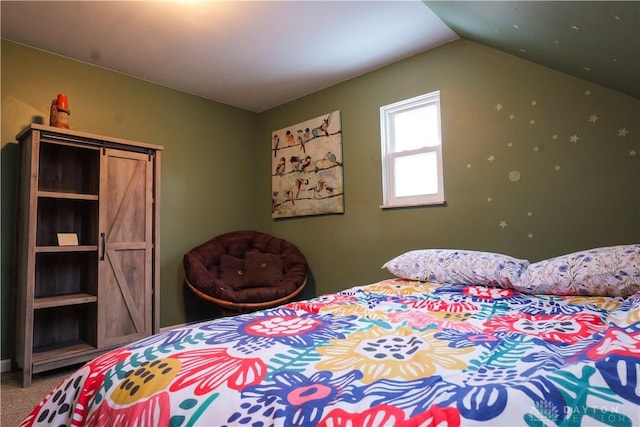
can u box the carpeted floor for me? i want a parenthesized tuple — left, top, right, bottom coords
(1, 367, 77, 427)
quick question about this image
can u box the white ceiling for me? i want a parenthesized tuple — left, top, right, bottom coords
(0, 0, 458, 112)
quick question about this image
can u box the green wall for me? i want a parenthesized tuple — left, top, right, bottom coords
(2, 38, 639, 363)
(1, 40, 259, 360)
(258, 39, 640, 296)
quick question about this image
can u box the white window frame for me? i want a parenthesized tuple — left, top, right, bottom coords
(380, 91, 444, 208)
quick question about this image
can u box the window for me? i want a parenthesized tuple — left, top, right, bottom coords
(380, 90, 444, 207)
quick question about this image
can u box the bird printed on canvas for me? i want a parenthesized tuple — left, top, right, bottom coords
(272, 134, 281, 157)
(296, 178, 309, 198)
(275, 157, 286, 176)
(297, 129, 306, 153)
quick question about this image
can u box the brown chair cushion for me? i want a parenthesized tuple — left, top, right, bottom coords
(242, 252, 284, 289)
(219, 254, 245, 290)
(183, 230, 308, 304)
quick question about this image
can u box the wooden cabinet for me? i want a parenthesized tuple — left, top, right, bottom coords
(14, 124, 162, 387)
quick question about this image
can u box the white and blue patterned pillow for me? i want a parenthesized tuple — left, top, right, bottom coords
(382, 249, 529, 288)
(514, 244, 640, 297)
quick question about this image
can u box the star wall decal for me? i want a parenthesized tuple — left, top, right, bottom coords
(571, 24, 580, 30)
(478, 85, 632, 242)
(467, 163, 472, 168)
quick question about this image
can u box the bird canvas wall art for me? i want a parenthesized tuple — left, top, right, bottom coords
(271, 111, 344, 218)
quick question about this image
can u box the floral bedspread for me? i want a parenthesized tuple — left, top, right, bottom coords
(20, 279, 640, 426)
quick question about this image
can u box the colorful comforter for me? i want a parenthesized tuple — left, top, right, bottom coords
(20, 279, 640, 426)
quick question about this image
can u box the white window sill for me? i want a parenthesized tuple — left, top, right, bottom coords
(380, 200, 447, 209)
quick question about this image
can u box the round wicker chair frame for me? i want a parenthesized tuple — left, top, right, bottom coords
(185, 276, 307, 313)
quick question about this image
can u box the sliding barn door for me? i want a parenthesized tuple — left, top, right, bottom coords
(98, 148, 153, 347)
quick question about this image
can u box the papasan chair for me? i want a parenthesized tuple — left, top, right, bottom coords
(183, 230, 308, 313)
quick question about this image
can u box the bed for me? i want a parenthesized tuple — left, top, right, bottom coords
(19, 245, 640, 427)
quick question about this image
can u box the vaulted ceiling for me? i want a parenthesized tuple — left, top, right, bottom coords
(425, 1, 639, 100)
(1, 1, 638, 113)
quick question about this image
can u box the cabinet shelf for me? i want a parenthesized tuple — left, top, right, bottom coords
(33, 341, 95, 360)
(34, 252, 97, 299)
(38, 191, 99, 201)
(36, 198, 98, 247)
(32, 343, 121, 375)
(34, 293, 98, 309)
(32, 341, 97, 373)
(37, 139, 100, 195)
(35, 245, 97, 253)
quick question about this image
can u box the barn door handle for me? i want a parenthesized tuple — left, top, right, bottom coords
(100, 232, 106, 261)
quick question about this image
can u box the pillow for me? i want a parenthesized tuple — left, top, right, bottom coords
(514, 244, 640, 297)
(219, 254, 245, 290)
(382, 249, 529, 288)
(242, 251, 285, 289)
